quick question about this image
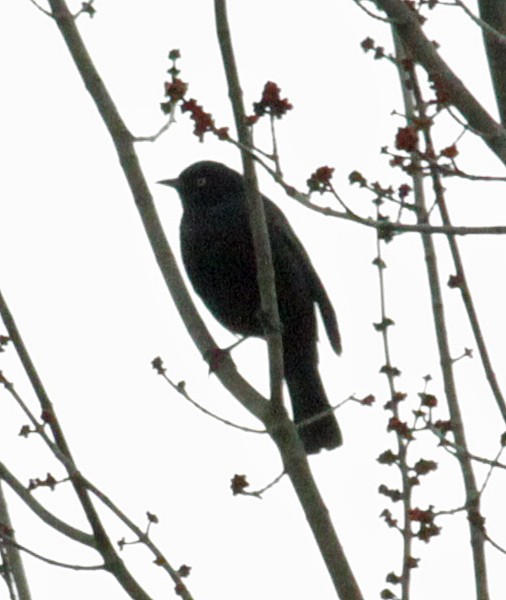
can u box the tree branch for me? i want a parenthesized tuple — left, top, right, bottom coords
(0, 481, 32, 600)
(213, 0, 284, 412)
(478, 1, 506, 125)
(45, 0, 267, 426)
(213, 6, 364, 599)
(373, 0, 506, 164)
(0, 462, 94, 547)
(0, 285, 152, 599)
(0, 537, 103, 572)
(392, 34, 491, 600)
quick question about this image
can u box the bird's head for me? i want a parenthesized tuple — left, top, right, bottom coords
(158, 161, 244, 210)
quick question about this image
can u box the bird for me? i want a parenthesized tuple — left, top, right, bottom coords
(158, 161, 342, 454)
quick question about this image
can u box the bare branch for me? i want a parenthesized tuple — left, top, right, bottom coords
(454, 0, 506, 46)
(214, 0, 284, 412)
(353, 0, 392, 22)
(28, 0, 52, 17)
(373, 0, 506, 164)
(43, 0, 267, 426)
(81, 477, 194, 600)
(392, 33, 491, 599)
(409, 58, 506, 425)
(0, 481, 31, 600)
(158, 369, 266, 434)
(0, 463, 94, 547)
(0, 538, 103, 571)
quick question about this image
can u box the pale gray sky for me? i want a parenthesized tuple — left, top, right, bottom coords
(1, 1, 505, 599)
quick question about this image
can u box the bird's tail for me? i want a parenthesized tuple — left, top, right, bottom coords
(285, 367, 342, 455)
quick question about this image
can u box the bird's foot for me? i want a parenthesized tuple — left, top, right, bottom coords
(205, 337, 247, 373)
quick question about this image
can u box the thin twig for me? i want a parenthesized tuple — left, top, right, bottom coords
(28, 0, 52, 17)
(0, 375, 78, 473)
(81, 476, 192, 597)
(479, 448, 504, 495)
(426, 424, 506, 471)
(400, 51, 491, 599)
(161, 372, 265, 433)
(0, 541, 17, 600)
(483, 532, 506, 556)
(410, 57, 506, 425)
(374, 208, 414, 598)
(135, 112, 177, 143)
(269, 115, 282, 177)
(72, 0, 95, 19)
(214, 3, 364, 600)
(223, 139, 506, 234)
(0, 538, 103, 571)
(453, 0, 506, 46)
(240, 470, 286, 499)
(353, 0, 392, 22)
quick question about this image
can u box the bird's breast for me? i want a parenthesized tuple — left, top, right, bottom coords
(179, 209, 261, 335)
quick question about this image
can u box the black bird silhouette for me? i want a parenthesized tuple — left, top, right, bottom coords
(158, 161, 342, 454)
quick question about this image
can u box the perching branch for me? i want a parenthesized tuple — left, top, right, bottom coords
(213, 3, 363, 600)
(213, 0, 285, 412)
(407, 68, 506, 425)
(0, 537, 103, 572)
(373, 233, 414, 599)
(45, 0, 268, 427)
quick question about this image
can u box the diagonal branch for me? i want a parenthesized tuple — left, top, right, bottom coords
(0, 463, 94, 547)
(478, 1, 506, 125)
(392, 33, 490, 600)
(0, 286, 154, 600)
(44, 0, 267, 426)
(372, 0, 506, 165)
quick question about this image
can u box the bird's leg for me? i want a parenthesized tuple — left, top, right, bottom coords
(205, 336, 249, 374)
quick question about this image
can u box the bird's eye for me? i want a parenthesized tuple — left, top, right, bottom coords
(196, 176, 207, 187)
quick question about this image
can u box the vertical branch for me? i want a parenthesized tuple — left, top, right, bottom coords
(10, 1, 271, 596)
(0, 482, 31, 600)
(437, 205, 506, 422)
(392, 34, 490, 600)
(44, 0, 267, 421)
(214, 3, 363, 600)
(409, 71, 506, 424)
(213, 0, 284, 411)
(374, 233, 413, 599)
(6, 1, 270, 595)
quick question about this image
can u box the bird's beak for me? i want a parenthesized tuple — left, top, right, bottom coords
(157, 178, 179, 189)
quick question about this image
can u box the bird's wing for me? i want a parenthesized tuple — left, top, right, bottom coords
(263, 197, 342, 355)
